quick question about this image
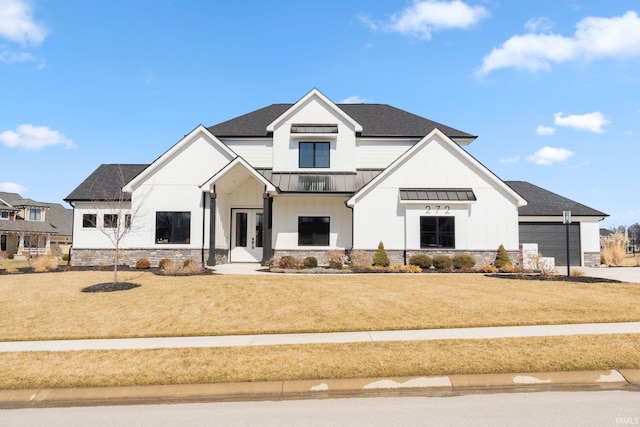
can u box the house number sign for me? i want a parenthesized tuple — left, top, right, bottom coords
(424, 205, 451, 214)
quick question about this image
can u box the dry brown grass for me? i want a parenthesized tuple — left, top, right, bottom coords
(0, 258, 30, 269)
(621, 254, 640, 267)
(1, 272, 640, 341)
(1, 334, 638, 390)
(601, 233, 629, 266)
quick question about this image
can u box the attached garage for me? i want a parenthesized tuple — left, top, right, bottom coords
(519, 222, 581, 266)
(506, 181, 608, 267)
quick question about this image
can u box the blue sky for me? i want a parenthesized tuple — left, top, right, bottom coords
(1, 0, 639, 229)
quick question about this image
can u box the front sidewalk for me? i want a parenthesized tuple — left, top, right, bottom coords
(2, 322, 640, 353)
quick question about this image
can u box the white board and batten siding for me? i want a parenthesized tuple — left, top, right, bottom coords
(223, 139, 273, 168)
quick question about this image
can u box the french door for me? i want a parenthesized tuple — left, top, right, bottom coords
(230, 209, 263, 262)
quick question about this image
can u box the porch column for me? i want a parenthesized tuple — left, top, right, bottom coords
(262, 192, 273, 263)
(17, 234, 25, 254)
(45, 234, 51, 255)
(207, 188, 217, 266)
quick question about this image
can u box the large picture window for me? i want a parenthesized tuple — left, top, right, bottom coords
(103, 214, 118, 228)
(156, 211, 191, 244)
(420, 216, 455, 248)
(299, 142, 329, 168)
(298, 216, 330, 246)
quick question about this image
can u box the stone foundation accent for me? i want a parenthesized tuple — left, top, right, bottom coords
(583, 251, 601, 267)
(71, 248, 206, 267)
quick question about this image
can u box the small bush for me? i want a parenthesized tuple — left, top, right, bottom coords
(408, 254, 433, 269)
(61, 253, 70, 262)
(477, 263, 497, 273)
(348, 250, 371, 268)
(158, 258, 173, 270)
(6, 267, 18, 274)
(500, 264, 517, 273)
(182, 258, 203, 274)
(372, 242, 390, 267)
(31, 255, 58, 273)
(278, 256, 303, 269)
(136, 258, 151, 269)
(452, 253, 476, 270)
(570, 269, 585, 277)
(7, 253, 14, 260)
(264, 257, 278, 269)
(303, 256, 318, 268)
(432, 255, 453, 270)
(326, 250, 344, 269)
(494, 244, 512, 269)
(158, 258, 174, 271)
(389, 263, 422, 273)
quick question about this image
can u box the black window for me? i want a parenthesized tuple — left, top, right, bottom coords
(298, 216, 330, 246)
(156, 212, 191, 244)
(299, 142, 329, 168)
(1, 211, 9, 219)
(82, 214, 96, 228)
(103, 214, 118, 228)
(125, 214, 132, 229)
(235, 212, 247, 247)
(420, 216, 455, 248)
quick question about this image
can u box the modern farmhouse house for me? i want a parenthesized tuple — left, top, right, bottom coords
(65, 89, 606, 267)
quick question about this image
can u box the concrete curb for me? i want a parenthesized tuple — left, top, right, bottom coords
(1, 370, 638, 409)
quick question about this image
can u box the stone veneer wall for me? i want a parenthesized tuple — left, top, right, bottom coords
(583, 251, 601, 267)
(71, 248, 205, 267)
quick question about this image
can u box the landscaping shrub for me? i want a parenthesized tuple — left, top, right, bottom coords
(278, 255, 303, 269)
(182, 258, 203, 274)
(500, 263, 516, 273)
(432, 255, 452, 270)
(5, 267, 18, 274)
(135, 258, 151, 269)
(372, 242, 390, 267)
(158, 258, 173, 270)
(408, 254, 433, 269)
(31, 255, 58, 273)
(61, 253, 70, 262)
(389, 264, 422, 273)
(348, 250, 371, 268)
(8, 253, 14, 260)
(303, 256, 318, 268)
(477, 263, 497, 273)
(494, 244, 512, 269)
(326, 250, 344, 269)
(452, 253, 476, 270)
(601, 232, 628, 266)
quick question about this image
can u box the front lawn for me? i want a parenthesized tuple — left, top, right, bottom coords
(1, 271, 639, 341)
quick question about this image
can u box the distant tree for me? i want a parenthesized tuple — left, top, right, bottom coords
(628, 223, 640, 243)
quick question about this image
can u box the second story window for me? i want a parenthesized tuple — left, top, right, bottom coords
(29, 209, 41, 221)
(299, 142, 329, 168)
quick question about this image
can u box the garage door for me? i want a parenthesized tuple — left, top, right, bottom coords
(519, 222, 581, 266)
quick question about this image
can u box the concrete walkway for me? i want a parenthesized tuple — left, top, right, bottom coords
(2, 322, 640, 353)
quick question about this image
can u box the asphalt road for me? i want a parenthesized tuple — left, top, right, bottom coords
(2, 390, 639, 427)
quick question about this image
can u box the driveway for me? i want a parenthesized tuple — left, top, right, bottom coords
(571, 267, 640, 283)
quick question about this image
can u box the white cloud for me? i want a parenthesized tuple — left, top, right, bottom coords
(527, 146, 574, 165)
(478, 11, 640, 75)
(525, 17, 554, 33)
(0, 124, 76, 150)
(553, 112, 610, 133)
(536, 125, 556, 136)
(0, 47, 34, 64)
(0, 181, 26, 193)
(499, 155, 519, 163)
(341, 95, 368, 104)
(363, 0, 489, 40)
(0, 0, 48, 45)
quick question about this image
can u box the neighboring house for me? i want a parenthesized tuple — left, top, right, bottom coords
(0, 192, 73, 257)
(65, 89, 606, 267)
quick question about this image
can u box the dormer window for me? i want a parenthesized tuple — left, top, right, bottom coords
(29, 208, 41, 221)
(299, 142, 329, 168)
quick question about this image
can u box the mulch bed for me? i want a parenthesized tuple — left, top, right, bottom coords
(81, 282, 141, 293)
(488, 274, 622, 284)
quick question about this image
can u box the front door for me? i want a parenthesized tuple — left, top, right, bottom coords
(230, 209, 263, 262)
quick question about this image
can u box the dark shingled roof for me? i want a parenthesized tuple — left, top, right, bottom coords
(65, 164, 148, 202)
(207, 103, 475, 139)
(506, 181, 608, 217)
